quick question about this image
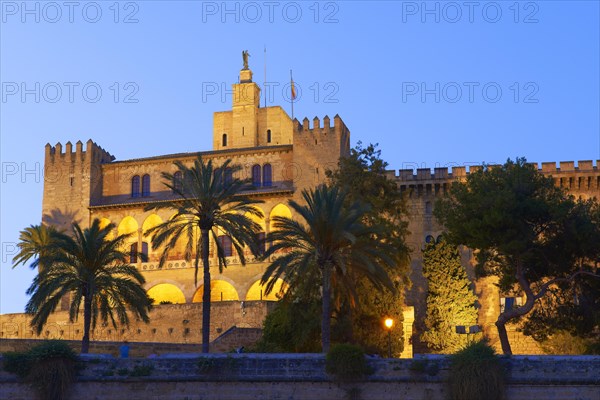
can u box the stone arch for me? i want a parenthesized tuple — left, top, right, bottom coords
(245, 278, 287, 301)
(118, 216, 138, 236)
(245, 206, 266, 231)
(98, 217, 114, 239)
(142, 214, 163, 261)
(147, 283, 186, 305)
(142, 213, 163, 232)
(164, 212, 196, 260)
(269, 203, 292, 231)
(192, 280, 239, 302)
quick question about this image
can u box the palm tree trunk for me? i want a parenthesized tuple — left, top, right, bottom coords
(321, 264, 332, 353)
(82, 294, 92, 354)
(201, 229, 211, 353)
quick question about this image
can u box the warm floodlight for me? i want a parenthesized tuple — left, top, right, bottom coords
(384, 318, 394, 329)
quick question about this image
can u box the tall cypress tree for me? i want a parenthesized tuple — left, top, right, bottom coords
(421, 239, 478, 353)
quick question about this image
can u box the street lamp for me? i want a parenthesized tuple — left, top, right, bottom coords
(384, 318, 394, 358)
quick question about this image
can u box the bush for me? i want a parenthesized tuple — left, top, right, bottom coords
(326, 344, 371, 382)
(448, 341, 505, 400)
(2, 340, 77, 400)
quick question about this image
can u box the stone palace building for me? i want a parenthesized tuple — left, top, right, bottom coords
(1, 60, 599, 355)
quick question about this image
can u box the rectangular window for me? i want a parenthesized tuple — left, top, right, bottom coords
(500, 296, 523, 313)
(255, 232, 266, 256)
(217, 235, 232, 257)
(129, 243, 138, 263)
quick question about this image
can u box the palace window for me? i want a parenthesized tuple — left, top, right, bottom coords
(425, 201, 432, 215)
(500, 296, 523, 313)
(255, 232, 266, 256)
(130, 243, 138, 263)
(131, 175, 140, 198)
(267, 129, 272, 143)
(217, 235, 233, 257)
(224, 168, 233, 187)
(263, 164, 272, 187)
(222, 133, 228, 147)
(252, 164, 261, 187)
(173, 171, 183, 193)
(141, 242, 149, 262)
(142, 174, 150, 197)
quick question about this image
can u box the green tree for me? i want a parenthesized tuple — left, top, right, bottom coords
(254, 299, 322, 353)
(344, 280, 405, 357)
(421, 239, 478, 353)
(435, 158, 600, 354)
(261, 184, 397, 352)
(145, 157, 264, 353)
(21, 219, 152, 353)
(327, 142, 410, 355)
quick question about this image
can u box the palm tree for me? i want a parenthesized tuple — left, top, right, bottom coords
(12, 224, 60, 271)
(145, 156, 264, 353)
(261, 184, 397, 353)
(23, 219, 152, 353)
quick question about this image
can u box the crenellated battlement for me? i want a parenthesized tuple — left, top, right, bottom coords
(293, 114, 349, 138)
(45, 139, 115, 164)
(391, 160, 599, 183)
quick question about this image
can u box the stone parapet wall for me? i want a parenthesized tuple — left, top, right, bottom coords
(0, 354, 598, 400)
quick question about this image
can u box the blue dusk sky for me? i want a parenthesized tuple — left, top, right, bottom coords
(1, 1, 599, 313)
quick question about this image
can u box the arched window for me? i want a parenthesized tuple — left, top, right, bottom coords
(141, 242, 149, 262)
(425, 235, 435, 244)
(129, 243, 138, 263)
(252, 164, 261, 187)
(142, 174, 150, 197)
(267, 129, 272, 143)
(263, 164, 272, 187)
(173, 171, 183, 193)
(224, 168, 233, 187)
(217, 235, 232, 257)
(131, 175, 140, 198)
(222, 133, 228, 147)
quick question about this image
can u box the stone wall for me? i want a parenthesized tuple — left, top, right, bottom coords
(0, 302, 274, 346)
(0, 354, 597, 400)
(400, 160, 600, 355)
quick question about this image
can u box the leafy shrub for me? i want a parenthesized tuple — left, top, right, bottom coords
(326, 344, 371, 382)
(3, 351, 33, 379)
(3, 340, 77, 400)
(448, 340, 505, 400)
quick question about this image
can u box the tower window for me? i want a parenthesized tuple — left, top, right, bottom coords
(263, 164, 272, 187)
(131, 175, 140, 198)
(222, 133, 228, 147)
(252, 164, 261, 187)
(267, 129, 272, 143)
(142, 174, 150, 197)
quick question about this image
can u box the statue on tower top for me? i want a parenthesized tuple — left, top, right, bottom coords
(242, 50, 250, 70)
